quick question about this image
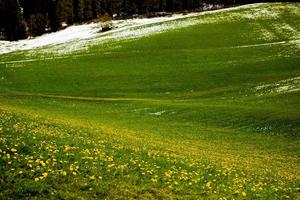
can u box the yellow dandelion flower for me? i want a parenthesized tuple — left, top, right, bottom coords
(11, 148, 17, 153)
(34, 177, 39, 182)
(151, 178, 158, 183)
(42, 172, 48, 177)
(40, 161, 46, 167)
(164, 172, 171, 178)
(206, 181, 212, 188)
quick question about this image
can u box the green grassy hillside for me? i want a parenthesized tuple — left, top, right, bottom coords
(0, 3, 299, 199)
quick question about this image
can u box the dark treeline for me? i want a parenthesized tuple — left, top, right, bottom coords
(0, 0, 294, 41)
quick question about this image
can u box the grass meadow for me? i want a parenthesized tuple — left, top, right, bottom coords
(0, 3, 299, 199)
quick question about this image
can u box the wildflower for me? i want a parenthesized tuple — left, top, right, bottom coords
(11, 148, 17, 153)
(164, 171, 172, 178)
(42, 172, 48, 177)
(151, 178, 158, 183)
(40, 161, 46, 167)
(206, 181, 212, 188)
(242, 192, 247, 197)
(34, 177, 39, 182)
(90, 175, 96, 180)
(63, 146, 71, 152)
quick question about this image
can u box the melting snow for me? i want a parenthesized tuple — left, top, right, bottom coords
(149, 111, 167, 116)
(254, 77, 300, 96)
(0, 3, 266, 56)
(0, 23, 100, 55)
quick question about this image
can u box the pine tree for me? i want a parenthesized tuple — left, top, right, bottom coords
(83, 0, 93, 20)
(56, 0, 73, 26)
(29, 13, 47, 36)
(166, 0, 174, 12)
(92, 0, 102, 18)
(1, 0, 28, 40)
(74, 0, 85, 22)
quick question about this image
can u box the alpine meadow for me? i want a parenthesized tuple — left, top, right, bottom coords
(0, 2, 300, 199)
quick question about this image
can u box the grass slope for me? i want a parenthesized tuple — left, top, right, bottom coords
(0, 3, 300, 199)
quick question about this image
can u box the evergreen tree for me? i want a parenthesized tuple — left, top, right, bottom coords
(166, 0, 174, 12)
(1, 0, 28, 40)
(74, 0, 85, 21)
(56, 0, 73, 28)
(83, 0, 93, 20)
(92, 0, 102, 18)
(29, 13, 47, 36)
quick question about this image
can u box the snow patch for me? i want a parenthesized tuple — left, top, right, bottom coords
(241, 8, 279, 19)
(0, 23, 100, 55)
(254, 77, 300, 96)
(149, 110, 167, 116)
(133, 108, 151, 112)
(274, 23, 299, 40)
(233, 41, 287, 48)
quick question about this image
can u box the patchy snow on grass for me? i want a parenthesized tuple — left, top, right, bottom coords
(274, 23, 299, 40)
(290, 39, 300, 48)
(258, 26, 277, 41)
(0, 3, 266, 56)
(233, 41, 287, 49)
(240, 7, 279, 20)
(149, 110, 167, 116)
(254, 77, 300, 96)
(133, 108, 151, 112)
